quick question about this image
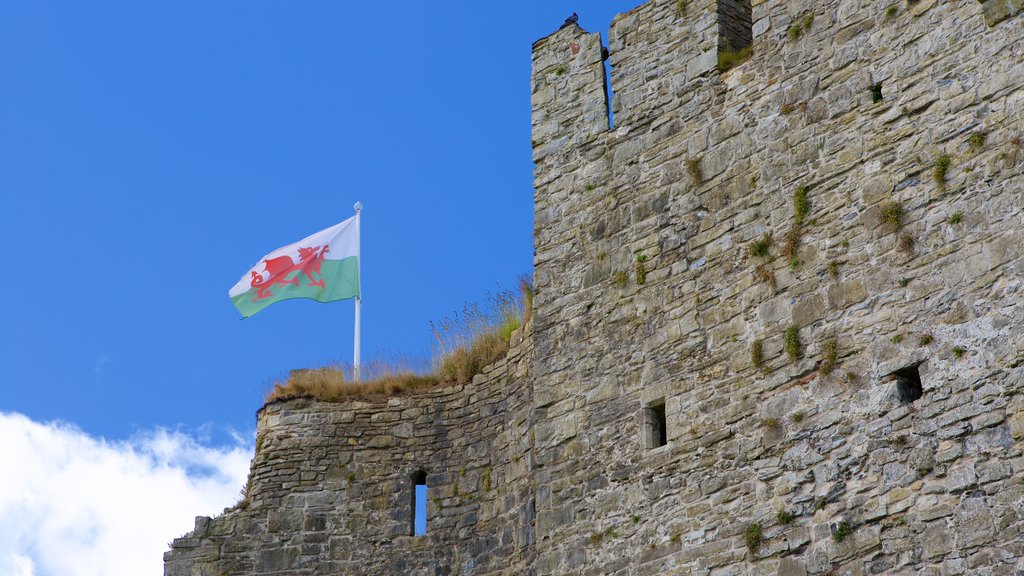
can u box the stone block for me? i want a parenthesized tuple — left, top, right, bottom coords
(979, 0, 1023, 26)
(257, 547, 299, 572)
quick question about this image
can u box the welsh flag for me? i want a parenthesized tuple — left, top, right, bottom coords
(229, 215, 360, 318)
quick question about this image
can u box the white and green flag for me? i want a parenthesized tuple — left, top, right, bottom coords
(229, 215, 360, 318)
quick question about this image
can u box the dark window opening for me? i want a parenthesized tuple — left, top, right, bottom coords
(891, 362, 923, 404)
(602, 45, 614, 129)
(645, 399, 668, 449)
(717, 0, 753, 55)
(869, 82, 884, 103)
(411, 470, 427, 536)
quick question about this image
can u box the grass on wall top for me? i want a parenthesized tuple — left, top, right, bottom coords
(265, 275, 534, 404)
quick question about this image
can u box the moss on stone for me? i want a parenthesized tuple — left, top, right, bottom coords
(785, 325, 801, 361)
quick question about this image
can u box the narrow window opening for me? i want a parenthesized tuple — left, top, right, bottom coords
(644, 399, 668, 449)
(891, 362, 923, 404)
(411, 470, 427, 536)
(602, 46, 614, 129)
(869, 82, 884, 104)
(717, 0, 753, 66)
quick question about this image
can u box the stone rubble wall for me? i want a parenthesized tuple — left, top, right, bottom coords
(167, 0, 1024, 574)
(530, 0, 1023, 574)
(164, 322, 535, 576)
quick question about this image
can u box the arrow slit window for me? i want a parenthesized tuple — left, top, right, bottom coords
(644, 398, 668, 449)
(411, 470, 428, 536)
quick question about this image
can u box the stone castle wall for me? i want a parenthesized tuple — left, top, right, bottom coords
(168, 1, 1024, 574)
(165, 324, 535, 576)
(530, 0, 1023, 574)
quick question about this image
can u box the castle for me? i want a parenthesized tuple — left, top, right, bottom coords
(166, 1, 1024, 574)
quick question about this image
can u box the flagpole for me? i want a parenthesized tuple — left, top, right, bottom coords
(353, 201, 362, 383)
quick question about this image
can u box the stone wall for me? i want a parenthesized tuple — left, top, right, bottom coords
(530, 0, 1023, 574)
(168, 1, 1024, 574)
(165, 323, 535, 576)
(717, 0, 753, 52)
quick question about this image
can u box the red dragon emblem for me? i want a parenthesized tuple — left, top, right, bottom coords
(249, 245, 330, 300)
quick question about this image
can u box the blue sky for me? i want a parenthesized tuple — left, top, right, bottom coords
(0, 1, 633, 441)
(1, 2, 633, 573)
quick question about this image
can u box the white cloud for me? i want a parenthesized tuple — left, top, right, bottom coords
(0, 412, 252, 576)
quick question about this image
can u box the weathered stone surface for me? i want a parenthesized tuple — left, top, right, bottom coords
(167, 1, 1024, 574)
(163, 321, 536, 576)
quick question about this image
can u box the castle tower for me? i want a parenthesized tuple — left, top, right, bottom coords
(167, 1, 1024, 574)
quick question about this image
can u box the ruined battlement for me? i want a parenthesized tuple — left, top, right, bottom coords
(168, 1, 1024, 574)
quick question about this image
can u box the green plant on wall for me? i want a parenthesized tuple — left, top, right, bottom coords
(751, 339, 766, 371)
(879, 201, 903, 233)
(717, 46, 752, 72)
(635, 254, 648, 285)
(833, 520, 854, 543)
(787, 13, 813, 40)
(748, 233, 772, 257)
(819, 338, 838, 375)
(785, 325, 802, 361)
(967, 132, 986, 151)
(744, 523, 762, 552)
(934, 154, 951, 184)
(793, 185, 810, 224)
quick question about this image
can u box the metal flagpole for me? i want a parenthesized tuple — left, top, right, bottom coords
(353, 201, 362, 383)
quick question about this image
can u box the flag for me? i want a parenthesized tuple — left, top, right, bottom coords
(229, 215, 360, 318)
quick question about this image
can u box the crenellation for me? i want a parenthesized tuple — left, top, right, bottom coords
(531, 25, 609, 162)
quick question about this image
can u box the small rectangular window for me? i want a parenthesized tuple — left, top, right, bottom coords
(891, 362, 923, 404)
(644, 399, 668, 449)
(411, 471, 427, 536)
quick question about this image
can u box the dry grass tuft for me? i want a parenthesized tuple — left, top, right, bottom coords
(898, 233, 915, 254)
(783, 225, 802, 268)
(265, 362, 441, 404)
(754, 264, 776, 292)
(265, 276, 534, 404)
(686, 158, 703, 186)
